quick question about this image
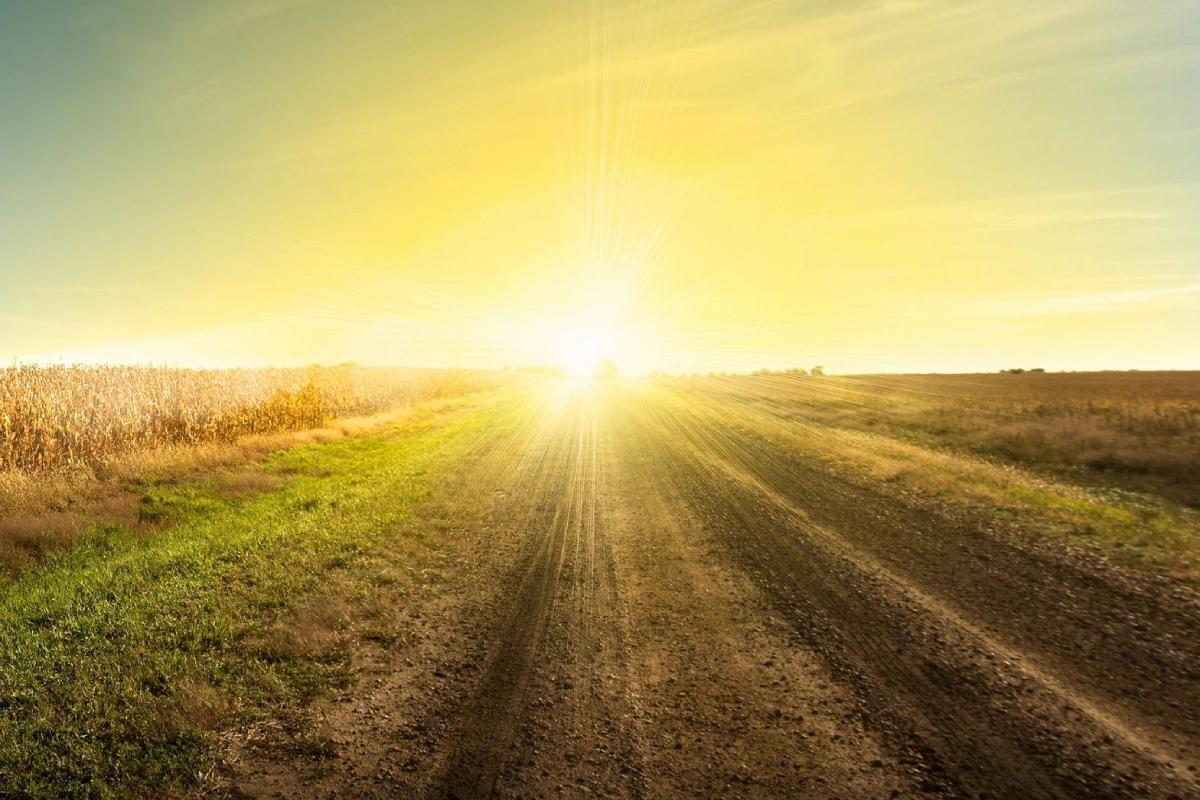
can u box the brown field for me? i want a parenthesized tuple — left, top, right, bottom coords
(2, 371, 1198, 798)
(689, 370, 1200, 509)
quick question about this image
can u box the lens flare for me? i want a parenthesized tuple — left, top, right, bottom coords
(560, 325, 613, 381)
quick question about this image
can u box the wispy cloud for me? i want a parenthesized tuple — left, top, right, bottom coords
(198, 0, 312, 35)
(989, 281, 1200, 316)
(0, 313, 61, 330)
(25, 287, 118, 296)
(800, 185, 1188, 233)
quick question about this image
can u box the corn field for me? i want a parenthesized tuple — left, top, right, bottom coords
(0, 364, 488, 473)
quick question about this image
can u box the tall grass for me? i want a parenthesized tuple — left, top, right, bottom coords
(0, 364, 487, 474)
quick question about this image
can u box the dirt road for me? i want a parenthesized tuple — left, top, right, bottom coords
(224, 382, 1200, 799)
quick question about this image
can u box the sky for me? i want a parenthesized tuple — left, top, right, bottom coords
(2, 0, 1199, 375)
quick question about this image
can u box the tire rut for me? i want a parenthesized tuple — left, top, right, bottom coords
(431, 391, 611, 799)
(706, 387, 1200, 745)
(625, 389, 1200, 798)
(219, 383, 1200, 799)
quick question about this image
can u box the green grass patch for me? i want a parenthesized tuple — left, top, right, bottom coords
(0, 393, 506, 798)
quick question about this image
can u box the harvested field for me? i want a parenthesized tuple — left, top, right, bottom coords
(5, 376, 1195, 797)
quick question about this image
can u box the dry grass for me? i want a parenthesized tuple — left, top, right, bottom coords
(217, 471, 284, 499)
(0, 365, 495, 508)
(0, 512, 82, 568)
(0, 369, 505, 572)
(650, 374, 1200, 578)
(0, 364, 488, 475)
(250, 592, 354, 663)
(0, 411, 391, 572)
(178, 677, 232, 734)
(0, 393, 500, 796)
(692, 371, 1200, 508)
(0, 469, 77, 516)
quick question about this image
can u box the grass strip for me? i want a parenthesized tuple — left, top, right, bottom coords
(0, 393, 505, 798)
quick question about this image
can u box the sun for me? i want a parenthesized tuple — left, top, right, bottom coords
(559, 325, 618, 381)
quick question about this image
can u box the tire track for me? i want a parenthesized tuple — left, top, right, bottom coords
(220, 382, 1200, 798)
(430, 390, 603, 799)
(624, 387, 1199, 798)
(491, 390, 647, 799)
(600, 395, 924, 798)
(696, 384, 1200, 745)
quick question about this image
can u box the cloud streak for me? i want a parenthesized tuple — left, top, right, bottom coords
(989, 281, 1200, 317)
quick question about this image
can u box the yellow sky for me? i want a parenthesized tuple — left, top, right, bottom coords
(2, 0, 1198, 374)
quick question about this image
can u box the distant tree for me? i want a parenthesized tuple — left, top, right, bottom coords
(812, 365, 824, 376)
(1029, 367, 1045, 373)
